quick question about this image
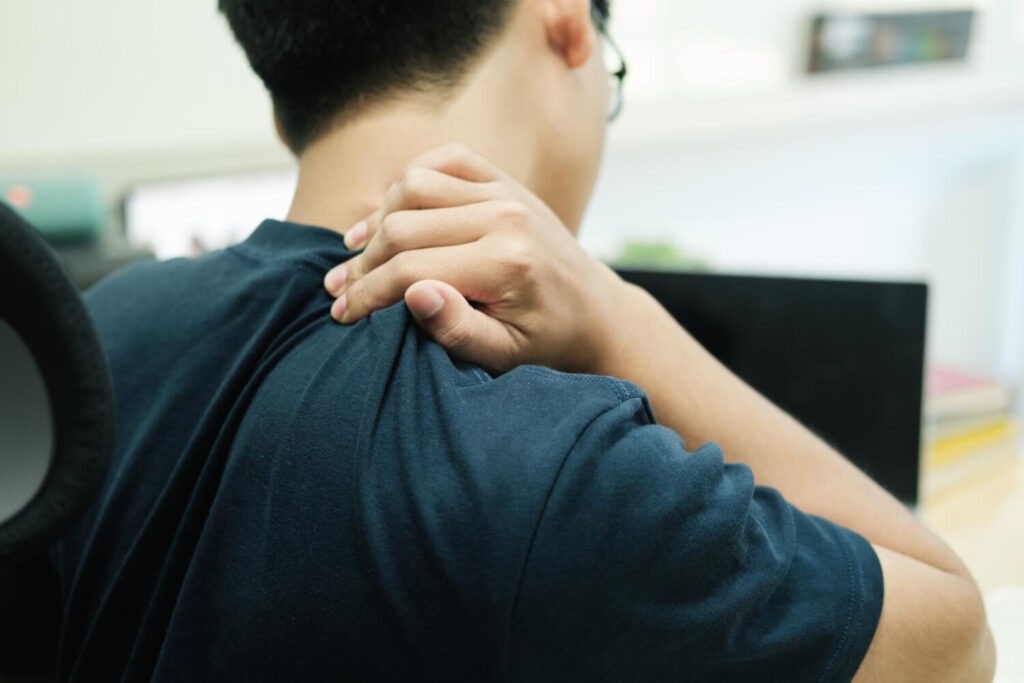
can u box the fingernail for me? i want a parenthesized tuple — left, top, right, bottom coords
(331, 294, 347, 322)
(324, 266, 347, 294)
(345, 221, 368, 250)
(417, 288, 445, 319)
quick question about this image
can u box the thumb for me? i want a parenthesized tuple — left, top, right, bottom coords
(404, 280, 520, 373)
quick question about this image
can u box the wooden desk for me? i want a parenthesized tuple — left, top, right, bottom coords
(922, 451, 1024, 681)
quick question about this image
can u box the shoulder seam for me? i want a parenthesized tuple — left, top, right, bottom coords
(516, 366, 643, 405)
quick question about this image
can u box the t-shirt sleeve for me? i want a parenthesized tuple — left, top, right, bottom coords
(506, 394, 884, 683)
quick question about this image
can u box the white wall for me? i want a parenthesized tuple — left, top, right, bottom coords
(2, 0, 1020, 165)
(0, 0, 277, 163)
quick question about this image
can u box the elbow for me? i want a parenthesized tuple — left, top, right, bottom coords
(969, 623, 997, 683)
(860, 548, 996, 682)
(953, 580, 996, 683)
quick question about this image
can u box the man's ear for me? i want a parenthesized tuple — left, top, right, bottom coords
(541, 0, 596, 70)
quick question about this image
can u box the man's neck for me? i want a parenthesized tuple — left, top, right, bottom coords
(286, 72, 537, 236)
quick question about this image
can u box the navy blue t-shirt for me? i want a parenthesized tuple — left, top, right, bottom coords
(6, 220, 883, 681)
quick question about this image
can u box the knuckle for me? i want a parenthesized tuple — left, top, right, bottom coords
(390, 251, 419, 284)
(350, 278, 385, 313)
(486, 180, 509, 196)
(385, 180, 403, 205)
(404, 165, 432, 186)
(347, 255, 367, 280)
(505, 255, 533, 281)
(400, 167, 432, 205)
(376, 214, 403, 252)
(443, 142, 472, 159)
(499, 237, 535, 279)
(345, 279, 369, 311)
(364, 214, 382, 242)
(509, 237, 534, 264)
(490, 199, 531, 228)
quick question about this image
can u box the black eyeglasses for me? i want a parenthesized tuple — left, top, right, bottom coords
(593, 11, 628, 122)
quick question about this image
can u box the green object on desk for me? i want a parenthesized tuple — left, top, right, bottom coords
(612, 240, 711, 271)
(0, 175, 106, 241)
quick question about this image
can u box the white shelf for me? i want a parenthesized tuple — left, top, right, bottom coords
(608, 68, 1024, 150)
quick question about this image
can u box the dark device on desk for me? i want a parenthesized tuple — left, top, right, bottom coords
(616, 269, 928, 505)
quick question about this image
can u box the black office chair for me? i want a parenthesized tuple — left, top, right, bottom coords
(0, 200, 114, 561)
(1, 201, 115, 676)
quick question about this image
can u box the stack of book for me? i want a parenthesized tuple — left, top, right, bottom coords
(923, 365, 1021, 497)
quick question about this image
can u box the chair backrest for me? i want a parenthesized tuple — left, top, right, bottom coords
(0, 201, 114, 562)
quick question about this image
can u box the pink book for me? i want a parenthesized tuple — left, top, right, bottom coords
(926, 365, 1013, 421)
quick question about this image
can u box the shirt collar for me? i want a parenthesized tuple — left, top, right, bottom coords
(234, 219, 358, 267)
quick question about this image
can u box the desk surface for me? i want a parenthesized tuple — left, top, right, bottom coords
(922, 451, 1024, 591)
(921, 451, 1024, 682)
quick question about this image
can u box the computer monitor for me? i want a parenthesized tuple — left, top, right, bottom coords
(616, 269, 928, 505)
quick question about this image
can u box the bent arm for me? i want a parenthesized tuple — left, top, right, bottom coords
(857, 547, 996, 682)
(595, 282, 995, 680)
(318, 143, 994, 677)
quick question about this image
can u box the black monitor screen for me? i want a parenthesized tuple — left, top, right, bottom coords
(616, 269, 928, 505)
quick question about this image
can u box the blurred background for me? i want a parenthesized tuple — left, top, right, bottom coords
(592, 0, 1024, 398)
(2, 0, 1023, 667)
(2, 0, 1022, 389)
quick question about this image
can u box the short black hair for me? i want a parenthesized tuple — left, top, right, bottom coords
(220, 1, 611, 154)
